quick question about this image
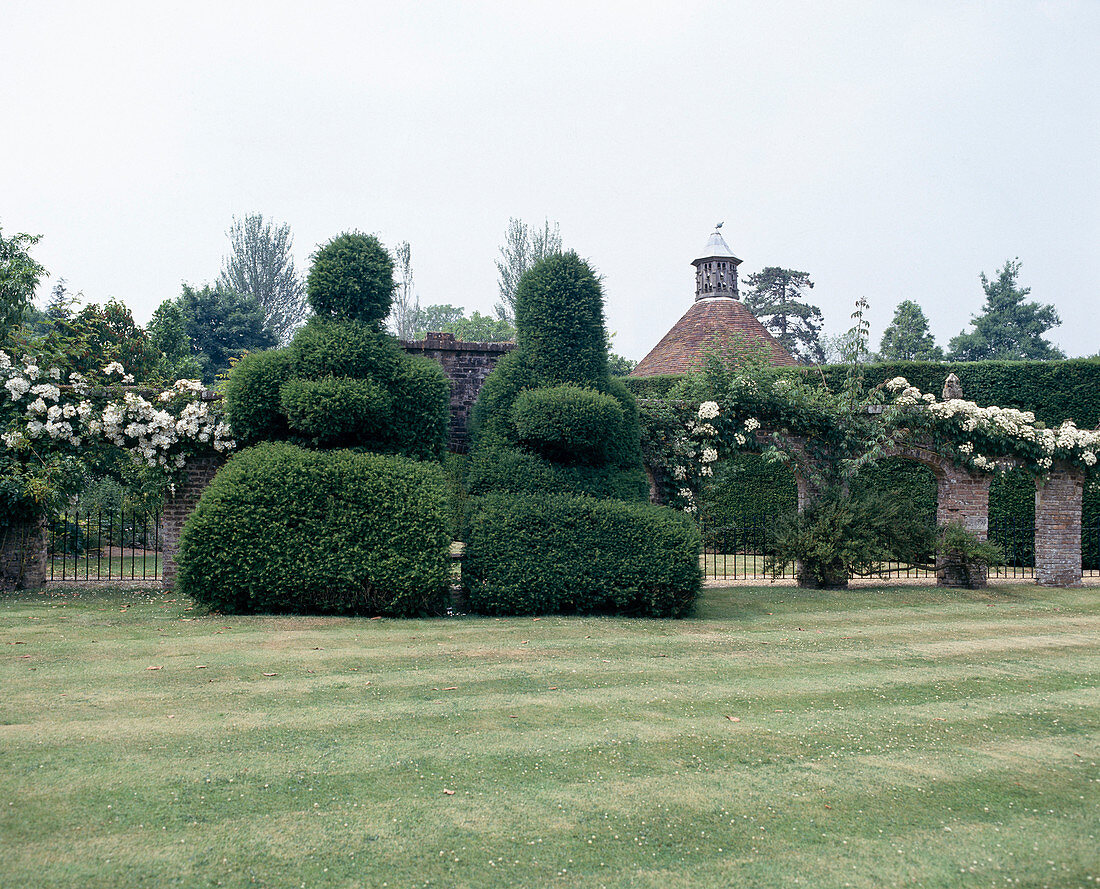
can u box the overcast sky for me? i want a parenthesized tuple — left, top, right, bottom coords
(5, 0, 1099, 361)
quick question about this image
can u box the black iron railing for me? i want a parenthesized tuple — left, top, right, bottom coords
(48, 508, 162, 581)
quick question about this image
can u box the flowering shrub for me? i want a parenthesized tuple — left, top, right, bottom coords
(1, 349, 234, 522)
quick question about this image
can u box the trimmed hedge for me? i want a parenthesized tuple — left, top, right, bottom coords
(466, 444, 649, 501)
(514, 252, 607, 385)
(177, 443, 451, 616)
(512, 384, 625, 464)
(463, 492, 701, 617)
(280, 376, 392, 446)
(223, 347, 294, 447)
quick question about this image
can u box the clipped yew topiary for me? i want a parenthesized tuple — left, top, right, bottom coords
(463, 493, 701, 617)
(307, 232, 395, 327)
(177, 443, 451, 616)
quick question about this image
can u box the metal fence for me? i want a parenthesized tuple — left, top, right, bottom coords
(699, 513, 1098, 581)
(47, 507, 162, 581)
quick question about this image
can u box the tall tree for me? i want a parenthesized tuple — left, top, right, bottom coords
(742, 267, 825, 364)
(412, 304, 515, 343)
(494, 218, 562, 324)
(387, 241, 420, 340)
(0, 226, 44, 345)
(55, 300, 161, 381)
(947, 259, 1064, 361)
(178, 283, 277, 384)
(878, 300, 944, 361)
(147, 300, 203, 381)
(219, 213, 307, 344)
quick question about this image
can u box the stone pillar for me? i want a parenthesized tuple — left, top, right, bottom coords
(161, 456, 224, 590)
(936, 467, 990, 537)
(0, 518, 47, 591)
(1034, 467, 1084, 586)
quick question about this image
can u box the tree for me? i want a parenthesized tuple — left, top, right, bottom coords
(413, 304, 515, 343)
(0, 226, 45, 346)
(947, 259, 1064, 361)
(494, 218, 562, 324)
(219, 214, 307, 344)
(178, 283, 276, 384)
(387, 241, 420, 340)
(878, 300, 943, 361)
(742, 267, 825, 364)
(147, 300, 202, 381)
(57, 300, 160, 381)
(415, 304, 465, 334)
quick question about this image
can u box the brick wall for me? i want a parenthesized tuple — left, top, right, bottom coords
(1034, 465, 1084, 586)
(401, 333, 515, 453)
(160, 456, 224, 590)
(1, 518, 46, 591)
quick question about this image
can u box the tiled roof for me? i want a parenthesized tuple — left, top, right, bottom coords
(630, 297, 799, 377)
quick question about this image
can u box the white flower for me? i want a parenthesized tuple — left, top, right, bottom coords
(699, 465, 713, 477)
(701, 447, 718, 463)
(23, 363, 40, 381)
(30, 383, 60, 402)
(28, 397, 47, 414)
(957, 442, 973, 455)
(672, 466, 687, 481)
(48, 367, 61, 380)
(678, 488, 694, 502)
(0, 350, 10, 369)
(4, 377, 30, 400)
(1083, 451, 1096, 466)
(103, 361, 127, 376)
(733, 432, 747, 446)
(697, 401, 720, 420)
(743, 417, 760, 432)
(1, 431, 27, 449)
(886, 376, 909, 392)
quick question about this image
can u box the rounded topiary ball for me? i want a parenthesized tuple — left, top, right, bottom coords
(307, 232, 394, 326)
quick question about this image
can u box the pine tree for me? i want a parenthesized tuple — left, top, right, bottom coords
(878, 300, 943, 361)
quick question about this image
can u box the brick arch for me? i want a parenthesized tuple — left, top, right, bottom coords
(882, 444, 990, 539)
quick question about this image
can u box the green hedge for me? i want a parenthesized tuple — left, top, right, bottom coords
(177, 443, 451, 616)
(512, 384, 625, 464)
(463, 492, 701, 617)
(630, 358, 1100, 535)
(466, 444, 649, 501)
(306, 232, 394, 327)
(223, 348, 293, 447)
(281, 376, 392, 446)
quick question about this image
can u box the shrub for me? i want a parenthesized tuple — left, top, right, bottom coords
(466, 444, 649, 501)
(514, 252, 608, 385)
(223, 348, 293, 446)
(512, 384, 625, 464)
(467, 349, 539, 448)
(307, 232, 394, 326)
(177, 443, 451, 616)
(463, 492, 701, 617)
(384, 355, 450, 460)
(290, 316, 402, 380)
(280, 376, 393, 446)
(766, 489, 934, 589)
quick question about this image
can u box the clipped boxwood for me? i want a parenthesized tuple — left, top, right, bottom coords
(177, 443, 451, 616)
(512, 384, 625, 464)
(463, 492, 701, 617)
(466, 444, 649, 501)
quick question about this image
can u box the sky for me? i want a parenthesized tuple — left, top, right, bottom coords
(4, 0, 1099, 362)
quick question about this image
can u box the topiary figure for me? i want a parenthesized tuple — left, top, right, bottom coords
(464, 252, 700, 616)
(224, 234, 449, 459)
(306, 232, 395, 327)
(468, 251, 646, 499)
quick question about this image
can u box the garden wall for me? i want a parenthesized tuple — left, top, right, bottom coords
(1, 518, 46, 591)
(401, 333, 515, 453)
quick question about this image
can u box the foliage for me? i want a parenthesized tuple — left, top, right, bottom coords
(494, 217, 562, 324)
(409, 304, 515, 343)
(0, 226, 44, 345)
(414, 304, 465, 332)
(177, 283, 277, 384)
(177, 443, 450, 616)
(463, 492, 701, 617)
(512, 384, 625, 464)
(947, 259, 1064, 361)
(307, 232, 394, 327)
(743, 267, 825, 364)
(147, 300, 202, 381)
(608, 352, 638, 376)
(878, 300, 944, 361)
(1, 350, 234, 529)
(55, 300, 161, 382)
(223, 314, 449, 459)
(219, 213, 308, 345)
(937, 522, 1003, 566)
(466, 442, 649, 502)
(222, 347, 294, 446)
(766, 489, 934, 588)
(515, 251, 608, 385)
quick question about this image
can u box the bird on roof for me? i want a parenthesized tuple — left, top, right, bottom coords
(716, 221, 724, 229)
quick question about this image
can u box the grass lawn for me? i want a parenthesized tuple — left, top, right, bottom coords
(1, 583, 1096, 889)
